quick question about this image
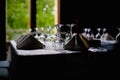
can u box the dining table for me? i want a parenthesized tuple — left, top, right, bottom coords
(8, 40, 119, 80)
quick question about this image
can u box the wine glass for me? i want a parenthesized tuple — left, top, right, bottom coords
(55, 24, 63, 31)
(103, 28, 106, 33)
(39, 33, 45, 41)
(95, 28, 101, 39)
(38, 27, 45, 41)
(55, 24, 63, 40)
(82, 28, 88, 38)
(55, 24, 64, 50)
(41, 27, 44, 33)
(34, 32, 39, 40)
(89, 28, 94, 40)
(100, 28, 107, 40)
(66, 23, 75, 39)
(116, 27, 120, 41)
(86, 28, 91, 40)
(47, 26, 51, 35)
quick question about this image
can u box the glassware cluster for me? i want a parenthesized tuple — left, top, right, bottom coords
(31, 24, 119, 50)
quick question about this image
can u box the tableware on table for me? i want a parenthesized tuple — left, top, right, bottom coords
(66, 24, 75, 39)
(116, 27, 120, 41)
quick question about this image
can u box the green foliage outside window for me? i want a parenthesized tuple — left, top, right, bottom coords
(7, 0, 29, 29)
(36, 0, 55, 28)
(6, 0, 55, 40)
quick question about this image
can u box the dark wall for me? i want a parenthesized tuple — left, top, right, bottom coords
(60, 0, 120, 26)
(0, 0, 6, 60)
(60, 0, 120, 35)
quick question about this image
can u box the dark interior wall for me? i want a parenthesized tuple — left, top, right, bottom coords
(60, 0, 76, 24)
(0, 0, 6, 60)
(60, 0, 120, 25)
(60, 0, 120, 34)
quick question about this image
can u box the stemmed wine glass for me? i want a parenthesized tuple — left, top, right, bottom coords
(95, 28, 101, 39)
(86, 28, 91, 40)
(55, 24, 63, 32)
(47, 26, 51, 35)
(46, 26, 53, 42)
(55, 24, 63, 39)
(100, 28, 107, 40)
(55, 24, 64, 50)
(66, 24, 75, 39)
(116, 27, 120, 40)
(82, 28, 88, 38)
(41, 27, 44, 33)
(39, 27, 45, 41)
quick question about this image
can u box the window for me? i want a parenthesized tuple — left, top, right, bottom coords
(6, 0, 60, 40)
(6, 0, 29, 40)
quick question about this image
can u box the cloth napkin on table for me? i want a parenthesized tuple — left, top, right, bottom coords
(100, 33, 114, 41)
(63, 33, 90, 51)
(16, 34, 45, 50)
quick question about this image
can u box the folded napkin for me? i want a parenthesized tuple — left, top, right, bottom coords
(101, 33, 114, 41)
(15, 34, 27, 44)
(16, 34, 45, 50)
(106, 34, 114, 40)
(63, 33, 90, 51)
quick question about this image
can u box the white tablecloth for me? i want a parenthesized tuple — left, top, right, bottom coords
(10, 40, 80, 56)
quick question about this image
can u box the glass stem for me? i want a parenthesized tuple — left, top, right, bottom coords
(70, 25, 73, 38)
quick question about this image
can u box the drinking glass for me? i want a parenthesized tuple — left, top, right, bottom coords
(55, 24, 64, 50)
(66, 24, 75, 39)
(116, 27, 120, 41)
(82, 28, 88, 38)
(95, 28, 101, 39)
(47, 26, 51, 35)
(100, 28, 107, 40)
(86, 28, 91, 39)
